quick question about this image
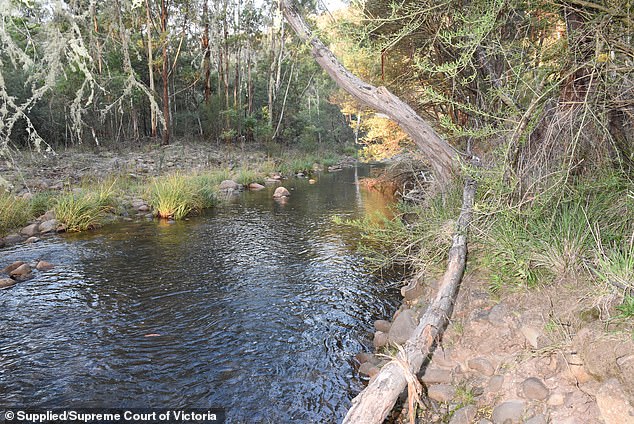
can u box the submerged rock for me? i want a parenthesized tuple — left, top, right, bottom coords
(248, 183, 265, 191)
(2, 261, 26, 274)
(273, 187, 291, 198)
(36, 261, 55, 271)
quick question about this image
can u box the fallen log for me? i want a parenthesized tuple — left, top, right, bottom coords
(343, 177, 477, 424)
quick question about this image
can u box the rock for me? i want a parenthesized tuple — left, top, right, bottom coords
(265, 178, 280, 185)
(10, 263, 32, 278)
(219, 180, 240, 191)
(138, 204, 150, 212)
(487, 375, 505, 393)
(0, 278, 17, 289)
(38, 219, 59, 234)
(2, 261, 26, 274)
(401, 279, 425, 301)
(427, 384, 456, 402)
(308, 179, 316, 184)
(0, 238, 5, 248)
(374, 319, 391, 333)
(36, 261, 54, 271)
(521, 377, 549, 400)
(4, 233, 22, 244)
(359, 362, 380, 377)
(468, 357, 495, 376)
(525, 414, 547, 424)
(487, 303, 511, 327)
(25, 236, 40, 244)
(595, 379, 634, 424)
(520, 325, 546, 349)
(388, 309, 417, 345)
(248, 183, 265, 191)
(421, 368, 453, 384)
(21, 223, 40, 237)
(477, 421, 493, 424)
(41, 210, 56, 221)
(373, 331, 388, 348)
(491, 400, 525, 424)
(547, 392, 566, 406)
(432, 348, 455, 368)
(449, 405, 477, 424)
(355, 352, 376, 365)
(273, 187, 291, 198)
(296, 172, 305, 178)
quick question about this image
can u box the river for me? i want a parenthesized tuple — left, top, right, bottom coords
(0, 165, 400, 423)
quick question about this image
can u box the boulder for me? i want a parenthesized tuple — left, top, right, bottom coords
(491, 400, 525, 424)
(273, 187, 291, 198)
(388, 309, 417, 345)
(0, 278, 17, 289)
(21, 223, 40, 237)
(374, 319, 391, 333)
(38, 219, 59, 234)
(596, 379, 634, 424)
(219, 180, 240, 191)
(248, 183, 265, 191)
(521, 377, 549, 400)
(36, 261, 55, 271)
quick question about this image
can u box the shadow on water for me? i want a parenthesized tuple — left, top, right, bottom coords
(0, 165, 401, 423)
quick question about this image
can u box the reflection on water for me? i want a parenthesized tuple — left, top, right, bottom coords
(0, 165, 400, 423)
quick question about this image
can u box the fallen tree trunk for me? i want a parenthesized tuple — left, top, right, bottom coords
(280, 1, 459, 187)
(343, 177, 477, 424)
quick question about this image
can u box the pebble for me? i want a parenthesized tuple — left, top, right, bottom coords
(468, 357, 495, 376)
(427, 384, 456, 402)
(491, 399, 525, 424)
(520, 377, 550, 400)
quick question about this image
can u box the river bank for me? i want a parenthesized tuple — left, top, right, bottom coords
(0, 141, 356, 247)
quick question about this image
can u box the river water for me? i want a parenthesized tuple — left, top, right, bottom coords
(0, 165, 400, 423)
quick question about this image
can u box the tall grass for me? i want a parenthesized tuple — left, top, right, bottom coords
(148, 174, 203, 220)
(54, 189, 116, 232)
(0, 193, 31, 236)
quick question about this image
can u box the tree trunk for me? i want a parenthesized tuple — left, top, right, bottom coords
(145, 0, 158, 138)
(343, 177, 476, 424)
(160, 0, 170, 145)
(281, 1, 458, 186)
(202, 0, 211, 103)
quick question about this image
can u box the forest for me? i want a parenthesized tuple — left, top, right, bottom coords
(1, 0, 634, 422)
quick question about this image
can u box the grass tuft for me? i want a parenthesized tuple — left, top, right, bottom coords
(0, 193, 31, 236)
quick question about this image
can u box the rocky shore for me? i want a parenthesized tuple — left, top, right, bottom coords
(355, 273, 634, 423)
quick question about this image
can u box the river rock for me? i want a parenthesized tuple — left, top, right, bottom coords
(308, 179, 316, 184)
(38, 219, 59, 234)
(374, 319, 391, 333)
(595, 379, 634, 424)
(525, 414, 548, 424)
(388, 309, 417, 344)
(2, 261, 26, 274)
(428, 384, 456, 402)
(0, 278, 17, 289)
(219, 180, 240, 191)
(0, 238, 5, 248)
(21, 223, 40, 237)
(491, 400, 525, 424)
(401, 279, 425, 301)
(5, 233, 22, 244)
(248, 183, 265, 191)
(422, 368, 453, 384)
(468, 357, 495, 376)
(10, 264, 32, 279)
(355, 352, 376, 365)
(273, 187, 291, 198)
(373, 331, 388, 348)
(358, 362, 380, 377)
(25, 236, 40, 244)
(36, 261, 55, 271)
(38, 210, 56, 221)
(449, 405, 477, 424)
(521, 377, 549, 400)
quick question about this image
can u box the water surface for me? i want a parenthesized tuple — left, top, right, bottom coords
(0, 165, 400, 423)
